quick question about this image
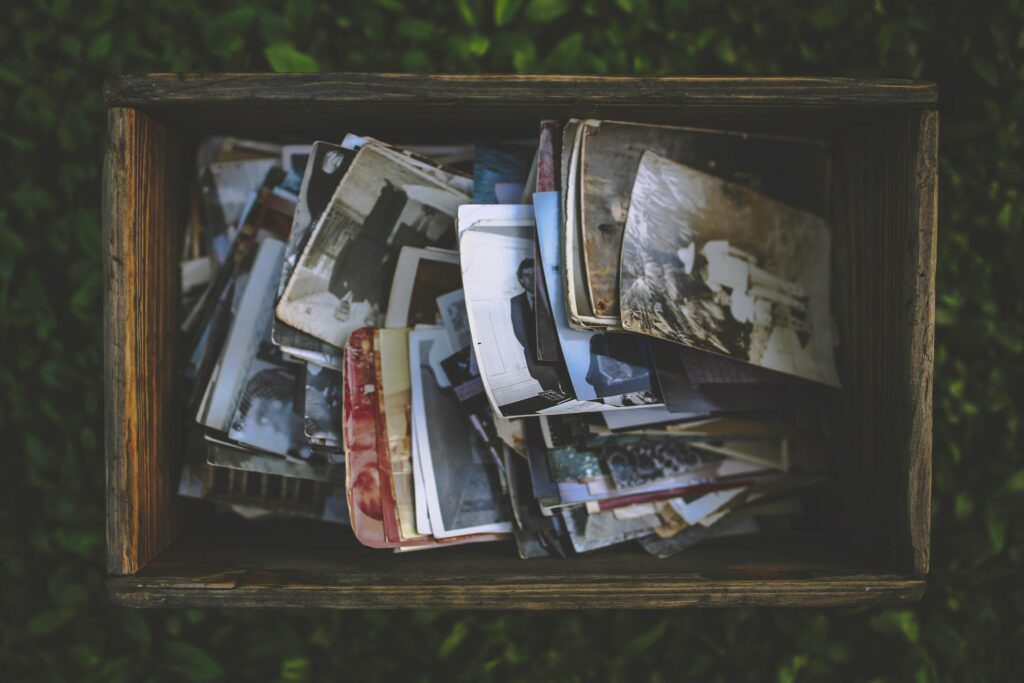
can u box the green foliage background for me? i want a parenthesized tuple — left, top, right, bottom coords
(1, 0, 1022, 680)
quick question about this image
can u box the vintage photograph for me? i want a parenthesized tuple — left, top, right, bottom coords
(459, 211, 578, 416)
(205, 435, 342, 483)
(471, 141, 533, 203)
(651, 342, 793, 415)
(197, 237, 287, 436)
(560, 505, 659, 553)
(440, 346, 499, 453)
(409, 328, 513, 538)
(202, 156, 279, 263)
(281, 144, 313, 177)
(272, 142, 355, 365)
(562, 120, 620, 330)
(227, 354, 309, 460)
(619, 151, 841, 387)
(342, 327, 389, 548)
(376, 328, 421, 542)
(437, 289, 471, 351)
(276, 143, 470, 348)
(532, 238, 563, 362)
(303, 364, 342, 447)
(578, 119, 829, 319)
(597, 436, 722, 490)
(383, 246, 461, 328)
(535, 191, 660, 404)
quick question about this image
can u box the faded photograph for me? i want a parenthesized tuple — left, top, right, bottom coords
(599, 437, 721, 489)
(534, 190, 659, 405)
(437, 289, 471, 351)
(461, 223, 579, 417)
(272, 142, 355, 360)
(510, 257, 571, 398)
(578, 119, 829, 319)
(303, 364, 343, 446)
(228, 351, 310, 461)
(410, 330, 512, 537)
(383, 247, 461, 328)
(619, 151, 840, 387)
(276, 143, 469, 348)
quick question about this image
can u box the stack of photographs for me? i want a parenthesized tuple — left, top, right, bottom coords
(176, 119, 842, 557)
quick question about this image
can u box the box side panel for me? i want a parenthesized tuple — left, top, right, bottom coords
(902, 110, 937, 575)
(105, 526, 924, 608)
(101, 74, 938, 140)
(831, 111, 936, 576)
(103, 107, 185, 575)
(104, 74, 939, 109)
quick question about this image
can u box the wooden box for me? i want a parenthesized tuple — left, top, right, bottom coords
(103, 74, 937, 608)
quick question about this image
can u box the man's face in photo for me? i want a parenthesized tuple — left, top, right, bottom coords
(518, 265, 534, 292)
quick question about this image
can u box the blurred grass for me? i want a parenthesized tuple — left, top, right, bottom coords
(1, 0, 1022, 680)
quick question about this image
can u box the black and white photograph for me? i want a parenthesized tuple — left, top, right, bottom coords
(227, 353, 309, 460)
(383, 246, 461, 328)
(272, 143, 356, 367)
(598, 436, 722, 490)
(205, 436, 342, 483)
(461, 209, 615, 418)
(560, 505, 660, 553)
(276, 142, 470, 348)
(577, 119, 829, 320)
(436, 289, 471, 351)
(203, 156, 279, 263)
(197, 236, 287, 436)
(281, 144, 313, 177)
(195, 236, 322, 467)
(651, 342, 794, 415)
(303, 364, 343, 447)
(619, 151, 841, 387)
(409, 328, 513, 538)
(535, 191, 661, 404)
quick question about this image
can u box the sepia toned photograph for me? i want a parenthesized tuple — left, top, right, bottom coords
(578, 119, 829, 320)
(375, 328, 422, 543)
(619, 151, 840, 387)
(276, 143, 469, 348)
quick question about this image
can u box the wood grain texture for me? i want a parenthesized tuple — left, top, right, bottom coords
(101, 74, 938, 140)
(103, 107, 185, 575)
(102, 76, 938, 605)
(903, 110, 938, 575)
(107, 524, 924, 608)
(105, 73, 938, 109)
(830, 110, 937, 577)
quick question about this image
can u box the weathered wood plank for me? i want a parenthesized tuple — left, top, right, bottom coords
(829, 109, 938, 577)
(105, 73, 938, 109)
(108, 574, 924, 609)
(105, 526, 924, 608)
(103, 107, 185, 575)
(902, 110, 938, 576)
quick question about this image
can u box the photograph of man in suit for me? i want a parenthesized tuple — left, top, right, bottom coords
(510, 258, 568, 397)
